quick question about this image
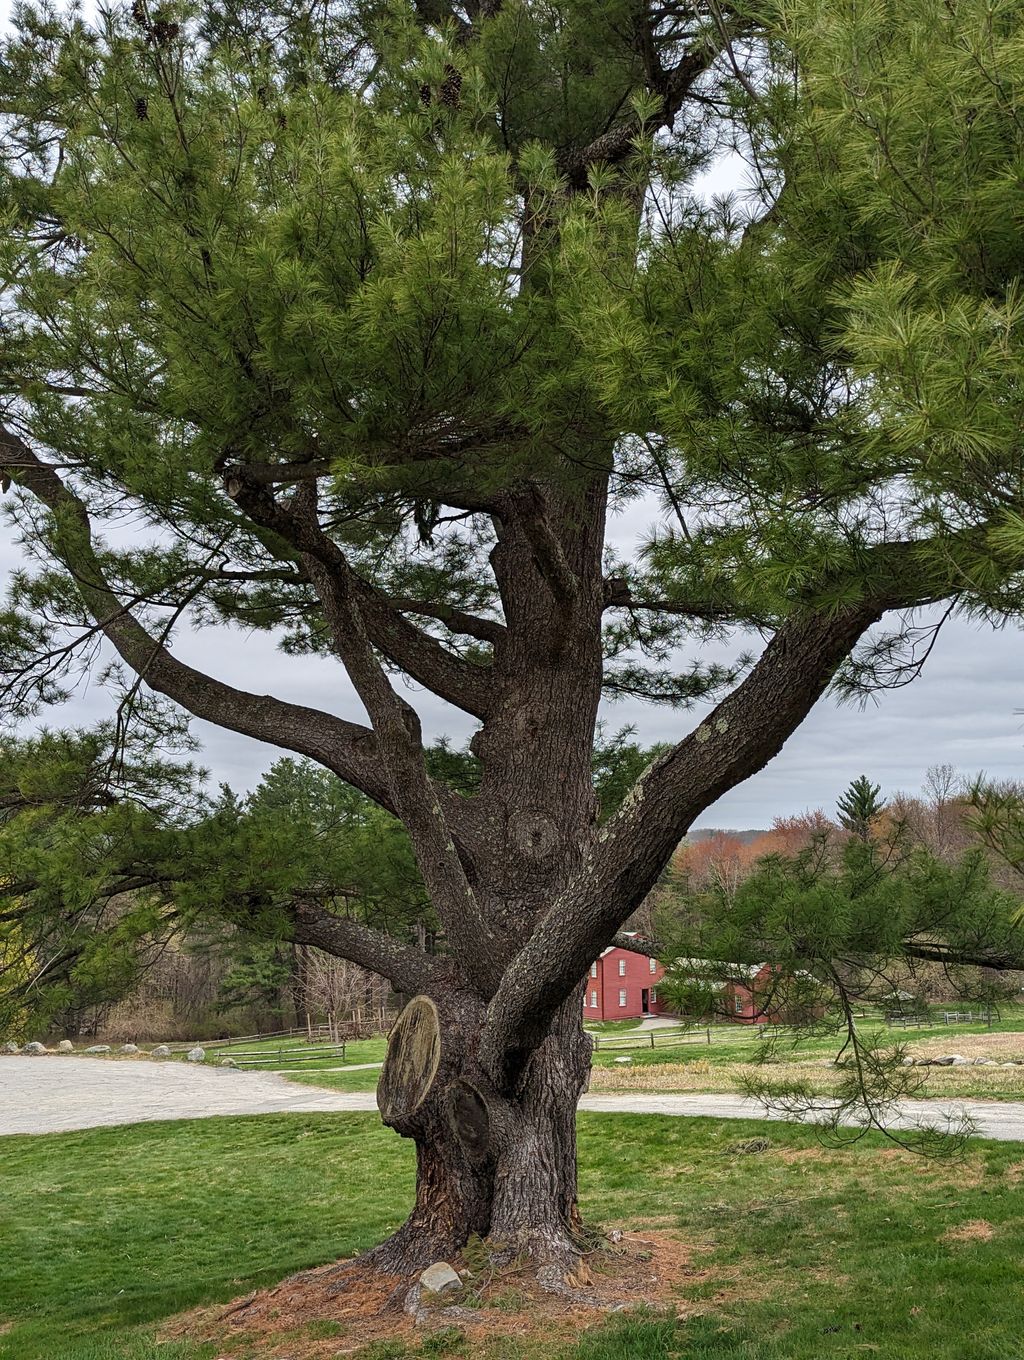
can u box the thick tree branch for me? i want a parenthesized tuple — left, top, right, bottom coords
(902, 941, 1024, 971)
(277, 483, 502, 992)
(514, 484, 582, 620)
(602, 577, 766, 626)
(380, 593, 506, 647)
(0, 426, 395, 809)
(223, 471, 495, 718)
(480, 601, 884, 1089)
(285, 902, 447, 995)
(556, 31, 726, 190)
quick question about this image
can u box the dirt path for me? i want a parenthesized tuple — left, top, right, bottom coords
(4, 1056, 1024, 1140)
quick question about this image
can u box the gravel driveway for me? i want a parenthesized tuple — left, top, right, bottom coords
(0, 1056, 372, 1135)
(5, 1056, 1024, 1140)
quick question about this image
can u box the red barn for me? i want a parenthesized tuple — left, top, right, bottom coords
(582, 937, 667, 1021)
(669, 960, 822, 1024)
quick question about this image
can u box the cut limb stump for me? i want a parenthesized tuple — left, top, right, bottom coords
(447, 1079, 491, 1161)
(377, 994, 441, 1124)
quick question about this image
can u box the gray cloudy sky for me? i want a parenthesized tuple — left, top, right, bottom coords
(1, 7, 1022, 826)
(3, 489, 1022, 828)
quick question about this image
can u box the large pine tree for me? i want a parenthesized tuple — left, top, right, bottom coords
(2, 0, 1024, 1284)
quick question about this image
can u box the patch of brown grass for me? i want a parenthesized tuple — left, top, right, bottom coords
(941, 1219, 996, 1244)
(588, 1046, 1024, 1100)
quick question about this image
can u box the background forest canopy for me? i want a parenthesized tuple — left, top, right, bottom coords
(5, 0, 1024, 1278)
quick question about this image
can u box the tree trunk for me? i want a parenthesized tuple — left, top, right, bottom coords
(369, 986, 593, 1286)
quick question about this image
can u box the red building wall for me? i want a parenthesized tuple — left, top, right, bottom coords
(582, 946, 667, 1021)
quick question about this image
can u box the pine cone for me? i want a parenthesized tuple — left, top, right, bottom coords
(419, 82, 432, 107)
(135, 97, 148, 121)
(149, 18, 179, 46)
(130, 0, 147, 27)
(439, 64, 462, 109)
(256, 85, 268, 107)
(276, 111, 288, 130)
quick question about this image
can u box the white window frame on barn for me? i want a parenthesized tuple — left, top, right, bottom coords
(618, 989, 627, 1007)
(618, 958, 626, 976)
(650, 989, 657, 1003)
(649, 957, 657, 974)
(734, 995, 745, 1014)
(590, 963, 597, 978)
(590, 990, 598, 1008)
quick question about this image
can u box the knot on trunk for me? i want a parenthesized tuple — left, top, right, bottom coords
(509, 809, 561, 861)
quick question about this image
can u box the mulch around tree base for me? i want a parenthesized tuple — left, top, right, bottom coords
(162, 1230, 704, 1358)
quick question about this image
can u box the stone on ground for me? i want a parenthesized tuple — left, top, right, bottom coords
(57, 1040, 74, 1052)
(84, 1044, 111, 1054)
(186, 1046, 206, 1063)
(419, 1263, 463, 1296)
(120, 1043, 140, 1054)
(21, 1041, 47, 1054)
(150, 1045, 172, 1057)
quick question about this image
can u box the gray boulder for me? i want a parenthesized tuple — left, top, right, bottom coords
(218, 1057, 238, 1068)
(950, 1055, 970, 1066)
(57, 1040, 74, 1052)
(2, 1041, 20, 1054)
(973, 1057, 995, 1066)
(930, 1055, 963, 1066)
(22, 1041, 47, 1054)
(419, 1262, 463, 1297)
(119, 1043, 140, 1055)
(84, 1044, 111, 1054)
(150, 1045, 172, 1057)
(186, 1046, 206, 1063)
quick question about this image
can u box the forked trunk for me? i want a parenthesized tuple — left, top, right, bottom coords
(370, 986, 592, 1286)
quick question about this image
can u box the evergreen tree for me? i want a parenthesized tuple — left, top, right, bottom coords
(656, 820, 1024, 1146)
(837, 776, 887, 841)
(2, 0, 1024, 1284)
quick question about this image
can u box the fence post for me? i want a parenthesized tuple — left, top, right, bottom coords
(650, 1033, 655, 1048)
(706, 1027, 711, 1045)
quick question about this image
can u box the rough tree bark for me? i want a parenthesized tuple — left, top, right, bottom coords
(371, 986, 593, 1285)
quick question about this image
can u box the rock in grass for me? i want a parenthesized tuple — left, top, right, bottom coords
(614, 1055, 633, 1064)
(727, 1137, 771, 1155)
(419, 1262, 463, 1297)
(120, 1043, 140, 1055)
(22, 1041, 47, 1055)
(218, 1057, 238, 1068)
(84, 1045, 111, 1054)
(186, 1046, 206, 1063)
(1, 1041, 19, 1054)
(150, 1045, 171, 1057)
(57, 1040, 74, 1052)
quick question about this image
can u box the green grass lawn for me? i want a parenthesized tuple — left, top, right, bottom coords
(3, 1111, 1024, 1360)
